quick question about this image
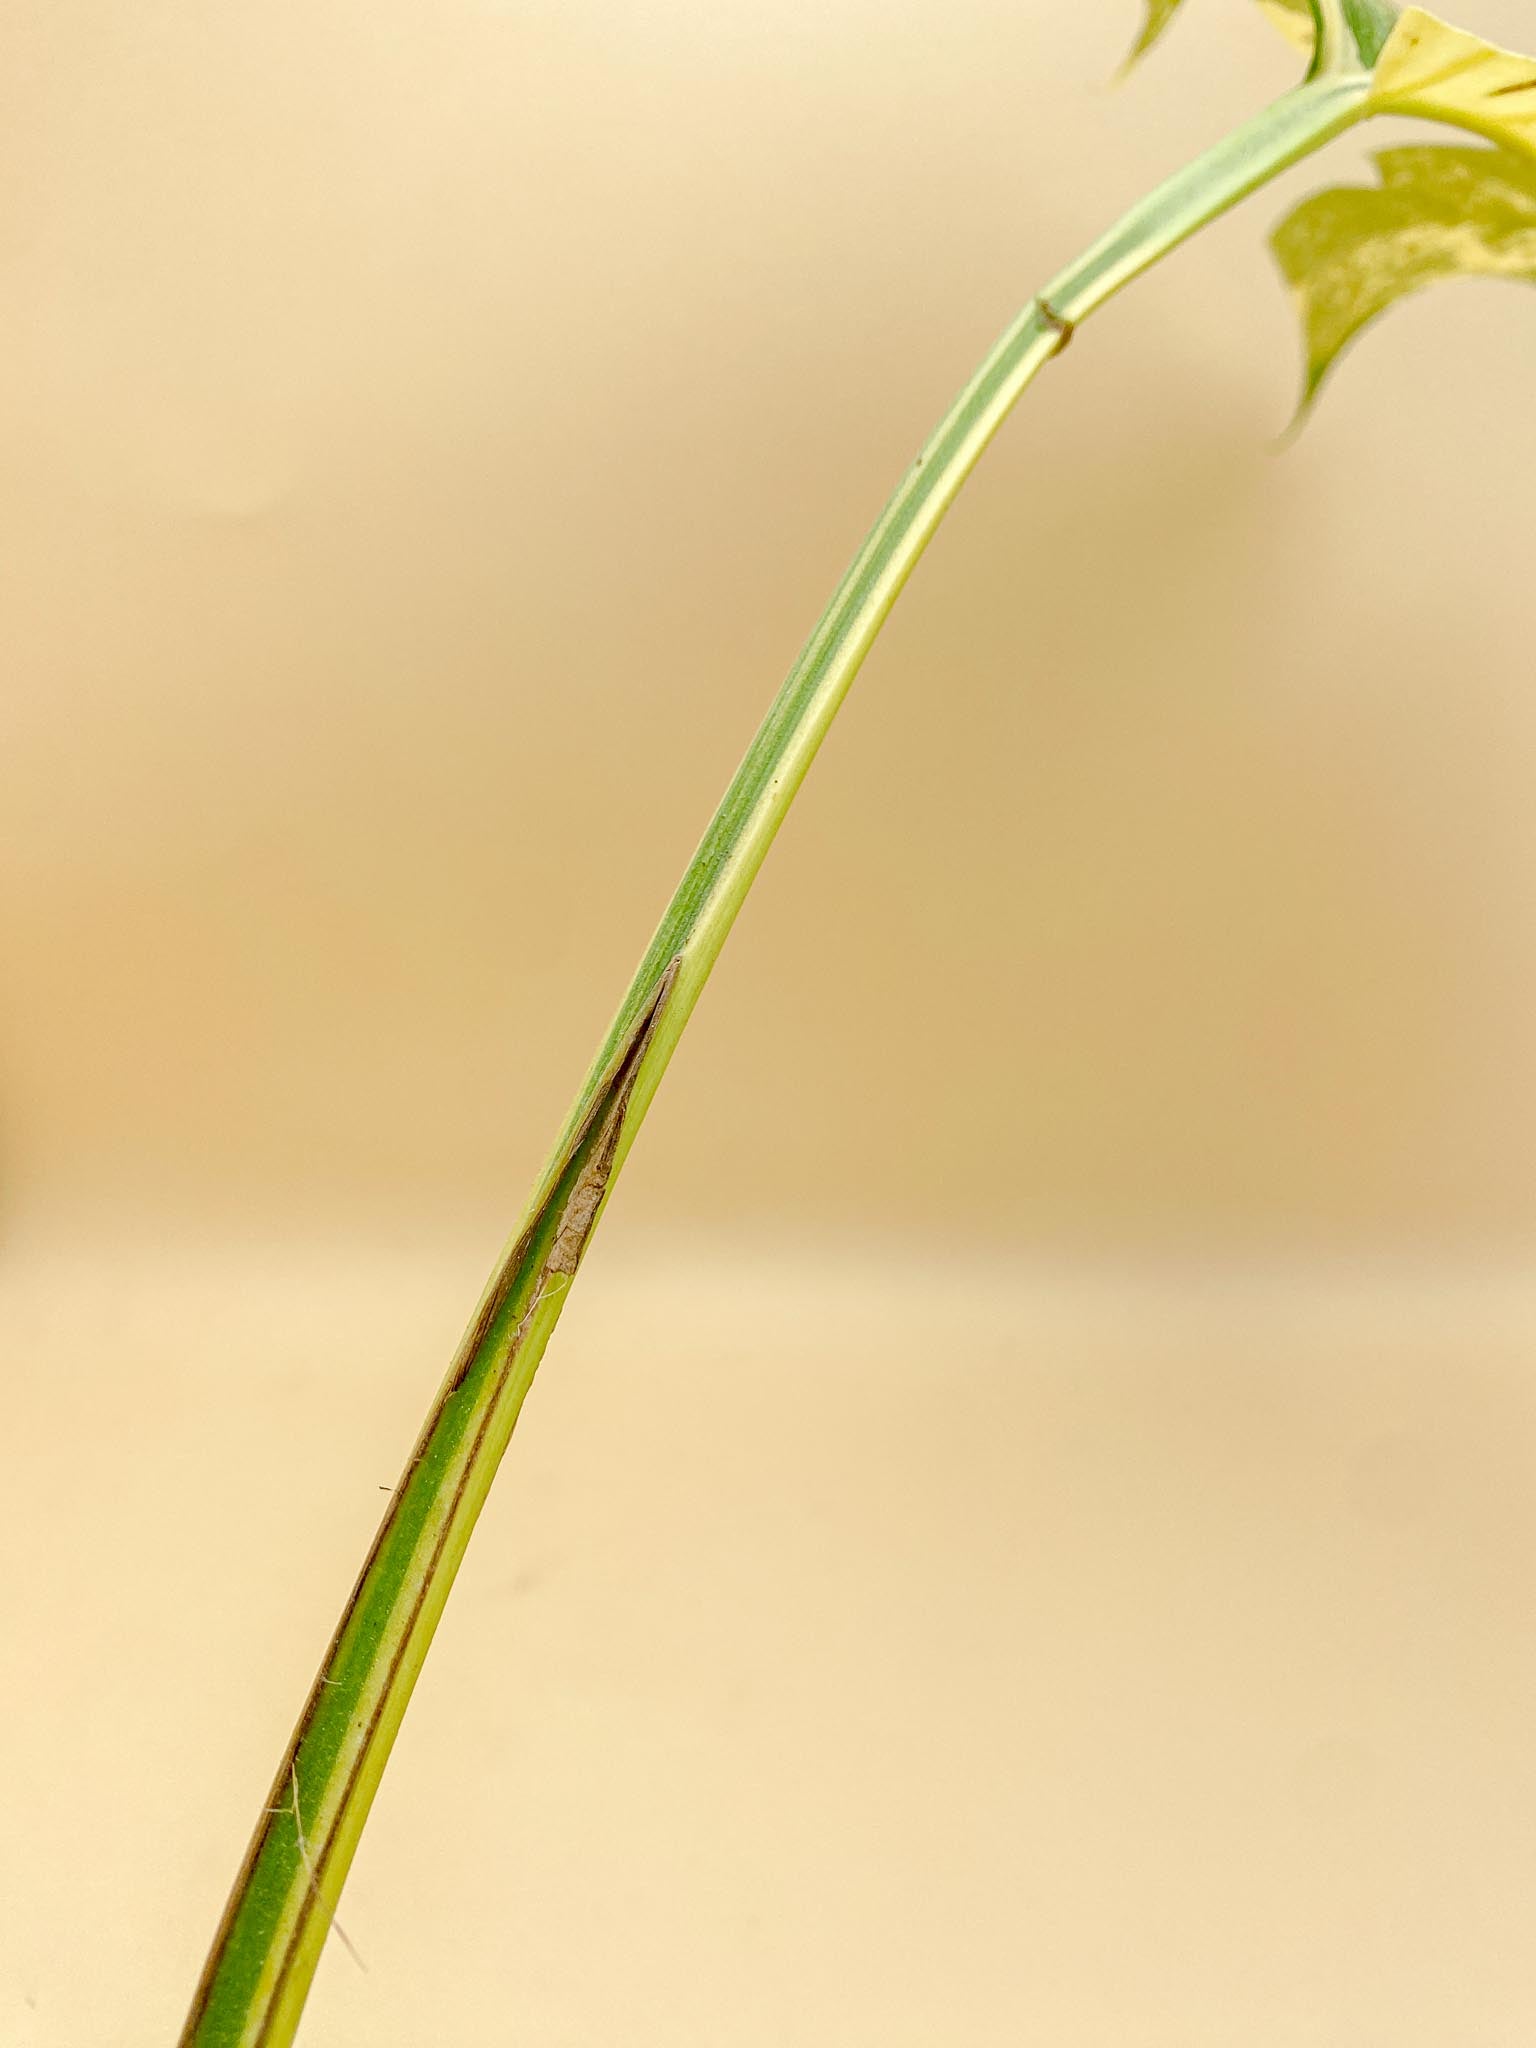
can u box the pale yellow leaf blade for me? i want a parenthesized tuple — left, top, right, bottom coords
(1368, 8, 1536, 157)
(1272, 141, 1536, 411)
(1256, 0, 1316, 56)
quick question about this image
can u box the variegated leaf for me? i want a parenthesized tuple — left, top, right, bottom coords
(1273, 142, 1536, 409)
(1257, 0, 1319, 54)
(1129, 0, 1185, 63)
(1368, 8, 1536, 158)
(1130, 0, 1315, 65)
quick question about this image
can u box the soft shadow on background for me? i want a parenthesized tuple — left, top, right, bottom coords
(3, 2, 1536, 2042)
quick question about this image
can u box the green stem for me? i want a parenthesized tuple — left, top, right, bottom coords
(181, 66, 1370, 2048)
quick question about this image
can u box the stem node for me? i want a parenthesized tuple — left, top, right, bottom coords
(1037, 297, 1077, 352)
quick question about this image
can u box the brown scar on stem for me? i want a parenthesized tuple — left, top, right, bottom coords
(1490, 77, 1536, 95)
(183, 962, 689, 2035)
(1037, 297, 1076, 354)
(444, 955, 683, 1393)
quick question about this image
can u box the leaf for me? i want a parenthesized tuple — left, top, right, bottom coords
(1340, 0, 1399, 67)
(1128, 0, 1315, 66)
(1368, 9, 1536, 157)
(1258, 0, 1319, 56)
(1127, 0, 1187, 64)
(1272, 142, 1536, 409)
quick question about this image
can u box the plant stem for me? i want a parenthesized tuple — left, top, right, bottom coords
(181, 65, 1370, 2048)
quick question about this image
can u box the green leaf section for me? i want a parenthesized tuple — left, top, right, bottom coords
(1129, 1, 1402, 71)
(1131, 0, 1317, 65)
(1341, 0, 1399, 66)
(1129, 0, 1185, 65)
(1273, 142, 1536, 408)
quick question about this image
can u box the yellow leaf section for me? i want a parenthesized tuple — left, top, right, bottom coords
(1256, 0, 1316, 56)
(1368, 9, 1536, 157)
(1273, 142, 1536, 410)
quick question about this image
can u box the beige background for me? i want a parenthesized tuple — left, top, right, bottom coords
(3, 1, 1536, 2041)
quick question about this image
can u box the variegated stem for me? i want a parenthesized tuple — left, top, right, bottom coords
(181, 64, 1370, 2048)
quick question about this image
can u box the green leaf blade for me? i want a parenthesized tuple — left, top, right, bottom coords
(1128, 0, 1317, 68)
(1341, 0, 1399, 67)
(1129, 0, 1185, 64)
